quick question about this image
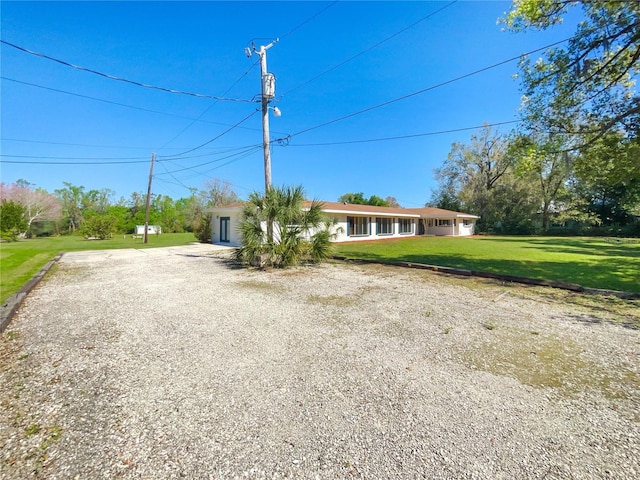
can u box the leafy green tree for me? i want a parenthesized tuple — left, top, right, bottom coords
(193, 212, 213, 243)
(367, 195, 389, 207)
(0, 200, 28, 240)
(434, 126, 519, 231)
(503, 0, 640, 141)
(338, 192, 366, 204)
(83, 188, 114, 215)
(513, 134, 574, 230)
(152, 194, 182, 233)
(428, 182, 463, 212)
(235, 185, 336, 267)
(80, 214, 117, 240)
(337, 192, 390, 206)
(55, 182, 86, 233)
(573, 131, 640, 226)
(105, 204, 130, 233)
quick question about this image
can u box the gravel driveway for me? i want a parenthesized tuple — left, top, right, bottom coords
(1, 244, 638, 479)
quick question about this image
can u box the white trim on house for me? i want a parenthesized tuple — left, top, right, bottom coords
(206, 202, 479, 246)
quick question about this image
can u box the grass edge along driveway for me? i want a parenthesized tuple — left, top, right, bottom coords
(0, 233, 197, 304)
(333, 236, 640, 294)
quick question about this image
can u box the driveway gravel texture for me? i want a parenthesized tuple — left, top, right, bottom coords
(1, 244, 638, 479)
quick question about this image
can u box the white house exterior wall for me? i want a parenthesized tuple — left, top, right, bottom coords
(327, 215, 417, 242)
(458, 221, 475, 236)
(211, 210, 243, 246)
(207, 204, 478, 246)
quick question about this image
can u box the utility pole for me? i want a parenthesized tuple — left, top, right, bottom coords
(247, 38, 279, 193)
(143, 152, 155, 244)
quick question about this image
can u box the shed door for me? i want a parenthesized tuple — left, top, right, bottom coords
(220, 217, 230, 243)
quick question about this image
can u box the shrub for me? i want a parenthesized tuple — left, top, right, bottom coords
(80, 214, 116, 240)
(193, 212, 212, 243)
(234, 185, 337, 268)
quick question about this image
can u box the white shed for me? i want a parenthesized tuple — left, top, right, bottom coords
(135, 225, 162, 235)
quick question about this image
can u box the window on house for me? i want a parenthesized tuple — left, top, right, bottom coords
(398, 218, 413, 234)
(347, 216, 369, 236)
(437, 219, 451, 227)
(463, 219, 472, 226)
(376, 217, 394, 235)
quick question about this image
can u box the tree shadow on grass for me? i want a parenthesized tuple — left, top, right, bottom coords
(474, 236, 640, 258)
(342, 250, 640, 294)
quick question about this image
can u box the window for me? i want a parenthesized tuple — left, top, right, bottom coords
(398, 218, 413, 234)
(347, 216, 369, 236)
(376, 217, 394, 235)
(463, 219, 472, 226)
(437, 219, 451, 227)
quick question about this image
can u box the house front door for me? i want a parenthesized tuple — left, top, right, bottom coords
(418, 219, 426, 235)
(220, 217, 230, 243)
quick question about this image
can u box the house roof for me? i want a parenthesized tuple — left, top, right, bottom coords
(312, 201, 479, 219)
(208, 201, 479, 219)
(313, 201, 418, 217)
(405, 207, 480, 219)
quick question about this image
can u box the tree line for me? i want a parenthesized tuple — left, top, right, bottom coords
(429, 126, 639, 235)
(0, 178, 240, 241)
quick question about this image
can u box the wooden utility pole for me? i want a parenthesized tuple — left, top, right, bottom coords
(255, 38, 278, 193)
(143, 152, 155, 244)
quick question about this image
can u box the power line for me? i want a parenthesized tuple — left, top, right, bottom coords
(287, 36, 573, 139)
(158, 59, 261, 149)
(158, 109, 260, 159)
(1, 136, 201, 150)
(0, 142, 263, 164)
(280, 1, 340, 39)
(281, 1, 457, 98)
(282, 120, 521, 147)
(1, 39, 254, 102)
(1, 76, 267, 132)
(0, 157, 151, 165)
(156, 145, 263, 176)
(0, 120, 523, 165)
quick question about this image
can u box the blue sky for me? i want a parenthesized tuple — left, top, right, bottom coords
(1, 1, 580, 207)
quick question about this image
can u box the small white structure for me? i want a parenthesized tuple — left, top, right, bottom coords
(135, 225, 162, 235)
(206, 202, 478, 247)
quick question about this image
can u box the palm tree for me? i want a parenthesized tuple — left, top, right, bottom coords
(235, 185, 337, 267)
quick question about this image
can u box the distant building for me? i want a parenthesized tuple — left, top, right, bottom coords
(135, 225, 162, 235)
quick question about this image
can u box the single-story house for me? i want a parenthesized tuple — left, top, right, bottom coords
(207, 201, 479, 247)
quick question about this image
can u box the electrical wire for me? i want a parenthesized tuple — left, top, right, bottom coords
(158, 109, 260, 159)
(0, 119, 525, 165)
(156, 145, 263, 176)
(1, 76, 266, 132)
(1, 136, 201, 150)
(280, 1, 340, 39)
(0, 39, 254, 102)
(158, 59, 261, 149)
(281, 1, 457, 98)
(0, 157, 151, 165)
(281, 120, 521, 147)
(287, 36, 573, 140)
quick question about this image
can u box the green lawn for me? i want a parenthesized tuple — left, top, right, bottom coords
(333, 236, 640, 294)
(0, 233, 197, 304)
